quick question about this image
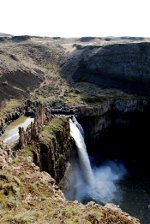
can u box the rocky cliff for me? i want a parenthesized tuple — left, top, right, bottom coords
(18, 116, 75, 184)
(77, 98, 149, 143)
(62, 42, 150, 96)
(39, 117, 75, 183)
(76, 98, 150, 179)
(0, 139, 140, 224)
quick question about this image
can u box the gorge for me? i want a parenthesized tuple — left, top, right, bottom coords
(0, 98, 149, 223)
(1, 35, 150, 223)
(66, 100, 150, 224)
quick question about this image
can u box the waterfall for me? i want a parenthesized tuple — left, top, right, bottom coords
(69, 117, 94, 186)
(68, 116, 127, 204)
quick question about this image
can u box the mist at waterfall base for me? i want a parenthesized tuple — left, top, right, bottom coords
(67, 117, 127, 204)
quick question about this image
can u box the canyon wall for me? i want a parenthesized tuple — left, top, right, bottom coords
(77, 98, 149, 145)
(76, 98, 150, 175)
(18, 113, 75, 184)
(62, 41, 150, 96)
(38, 117, 75, 183)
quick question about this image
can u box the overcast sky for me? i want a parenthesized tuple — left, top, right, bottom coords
(1, 0, 150, 37)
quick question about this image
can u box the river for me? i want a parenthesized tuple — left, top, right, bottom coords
(0, 115, 34, 144)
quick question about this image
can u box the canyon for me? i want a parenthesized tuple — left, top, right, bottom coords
(0, 34, 150, 223)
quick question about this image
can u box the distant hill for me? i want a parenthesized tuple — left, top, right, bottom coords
(0, 35, 150, 109)
(0, 32, 12, 37)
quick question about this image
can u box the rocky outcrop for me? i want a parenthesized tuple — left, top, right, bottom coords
(78, 98, 149, 131)
(0, 141, 140, 223)
(18, 127, 26, 148)
(38, 117, 75, 183)
(30, 103, 45, 140)
(18, 103, 47, 148)
(18, 110, 75, 184)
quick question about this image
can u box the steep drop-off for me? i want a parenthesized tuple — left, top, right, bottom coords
(39, 117, 75, 183)
(77, 98, 150, 175)
(0, 140, 139, 223)
(19, 116, 75, 184)
(70, 43, 150, 95)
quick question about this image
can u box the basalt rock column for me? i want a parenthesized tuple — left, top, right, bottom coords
(19, 103, 46, 146)
(31, 113, 39, 140)
(19, 127, 26, 148)
(38, 103, 45, 127)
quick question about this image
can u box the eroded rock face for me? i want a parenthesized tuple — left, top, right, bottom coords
(78, 98, 149, 142)
(113, 99, 148, 113)
(18, 103, 46, 149)
(61, 41, 150, 95)
(74, 43, 150, 80)
(37, 117, 75, 183)
(75, 98, 150, 178)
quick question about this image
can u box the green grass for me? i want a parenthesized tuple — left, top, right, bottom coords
(18, 145, 38, 157)
(30, 183, 38, 193)
(41, 117, 68, 146)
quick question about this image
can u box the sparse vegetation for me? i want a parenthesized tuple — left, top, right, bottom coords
(0, 99, 21, 118)
(0, 132, 139, 224)
(0, 35, 144, 114)
(41, 117, 68, 146)
(30, 183, 38, 193)
(18, 145, 38, 158)
(0, 36, 143, 224)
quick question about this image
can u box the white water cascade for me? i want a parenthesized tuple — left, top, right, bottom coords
(68, 116, 127, 204)
(69, 117, 94, 186)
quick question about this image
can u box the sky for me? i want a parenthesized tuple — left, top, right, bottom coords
(0, 0, 150, 37)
